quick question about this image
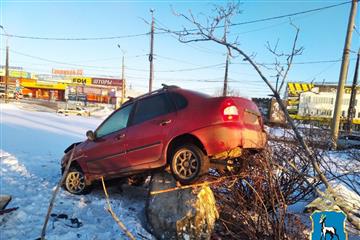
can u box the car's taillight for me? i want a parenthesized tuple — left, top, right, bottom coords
(222, 100, 239, 121)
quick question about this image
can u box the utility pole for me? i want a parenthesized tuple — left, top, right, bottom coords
(0, 25, 9, 103)
(222, 16, 230, 97)
(4, 45, 9, 103)
(223, 51, 229, 96)
(330, 0, 358, 149)
(121, 54, 125, 105)
(117, 44, 126, 108)
(149, 9, 154, 93)
(346, 48, 359, 134)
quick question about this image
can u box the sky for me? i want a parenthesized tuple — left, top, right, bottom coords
(0, 0, 359, 98)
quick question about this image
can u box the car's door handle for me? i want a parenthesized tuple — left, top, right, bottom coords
(159, 119, 172, 126)
(115, 133, 126, 140)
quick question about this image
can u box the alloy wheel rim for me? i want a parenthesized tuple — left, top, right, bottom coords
(173, 149, 199, 180)
(66, 171, 85, 193)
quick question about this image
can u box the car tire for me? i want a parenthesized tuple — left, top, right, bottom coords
(64, 167, 91, 195)
(170, 144, 209, 184)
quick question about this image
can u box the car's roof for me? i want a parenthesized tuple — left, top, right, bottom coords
(122, 85, 210, 107)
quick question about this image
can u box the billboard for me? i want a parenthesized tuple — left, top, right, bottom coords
(71, 77, 92, 85)
(269, 98, 287, 124)
(91, 78, 123, 87)
(0, 69, 31, 78)
(52, 69, 83, 76)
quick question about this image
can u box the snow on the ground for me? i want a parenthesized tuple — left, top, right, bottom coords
(0, 103, 154, 240)
(89, 106, 115, 119)
(1, 102, 359, 239)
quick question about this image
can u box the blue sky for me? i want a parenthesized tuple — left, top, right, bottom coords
(0, 0, 359, 98)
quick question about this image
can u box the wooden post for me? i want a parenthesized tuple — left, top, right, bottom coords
(40, 147, 76, 240)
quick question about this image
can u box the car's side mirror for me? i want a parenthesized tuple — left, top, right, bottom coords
(86, 130, 96, 141)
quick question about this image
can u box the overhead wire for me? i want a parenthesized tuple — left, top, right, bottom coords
(0, 32, 149, 41)
(9, 49, 225, 72)
(1, 1, 348, 41)
(154, 1, 351, 34)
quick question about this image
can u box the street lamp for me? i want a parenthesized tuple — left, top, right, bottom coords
(117, 44, 126, 108)
(0, 25, 9, 103)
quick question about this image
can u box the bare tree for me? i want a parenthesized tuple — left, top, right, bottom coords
(213, 86, 241, 97)
(158, 2, 360, 231)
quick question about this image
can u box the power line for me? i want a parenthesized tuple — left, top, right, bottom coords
(127, 63, 225, 72)
(154, 54, 203, 66)
(8, 48, 353, 76)
(230, 58, 356, 66)
(0, 1, 348, 43)
(154, 19, 225, 56)
(9, 49, 226, 72)
(0, 32, 149, 41)
(155, 1, 351, 34)
(229, 1, 351, 28)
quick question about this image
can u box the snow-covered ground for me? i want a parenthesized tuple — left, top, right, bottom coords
(0, 103, 154, 239)
(1, 102, 359, 239)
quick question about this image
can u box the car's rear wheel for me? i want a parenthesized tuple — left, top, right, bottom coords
(64, 167, 91, 195)
(170, 144, 209, 184)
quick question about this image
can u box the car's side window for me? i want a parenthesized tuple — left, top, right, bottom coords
(132, 94, 172, 125)
(96, 104, 133, 138)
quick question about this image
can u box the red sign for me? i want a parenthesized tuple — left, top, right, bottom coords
(52, 69, 83, 76)
(91, 78, 123, 87)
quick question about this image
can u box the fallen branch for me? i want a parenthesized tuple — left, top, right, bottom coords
(0, 207, 18, 215)
(100, 177, 136, 240)
(40, 146, 76, 240)
(150, 173, 245, 195)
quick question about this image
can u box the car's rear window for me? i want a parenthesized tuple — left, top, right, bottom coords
(168, 92, 188, 110)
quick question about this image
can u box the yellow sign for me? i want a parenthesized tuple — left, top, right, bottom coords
(71, 77, 91, 85)
(0, 69, 30, 78)
(21, 81, 67, 90)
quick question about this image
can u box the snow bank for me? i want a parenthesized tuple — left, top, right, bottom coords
(0, 103, 153, 239)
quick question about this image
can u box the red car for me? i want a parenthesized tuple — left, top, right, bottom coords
(61, 85, 267, 194)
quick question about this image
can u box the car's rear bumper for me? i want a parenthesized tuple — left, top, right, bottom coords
(191, 122, 267, 158)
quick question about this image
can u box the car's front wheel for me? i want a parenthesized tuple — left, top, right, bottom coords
(170, 144, 209, 184)
(64, 167, 91, 195)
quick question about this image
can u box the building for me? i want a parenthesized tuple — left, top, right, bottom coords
(286, 82, 360, 128)
(18, 74, 124, 104)
(0, 67, 125, 104)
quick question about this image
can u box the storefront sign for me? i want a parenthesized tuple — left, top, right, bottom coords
(35, 74, 72, 83)
(52, 69, 83, 76)
(21, 81, 67, 90)
(20, 78, 36, 84)
(91, 78, 123, 87)
(0, 66, 23, 70)
(83, 86, 102, 95)
(0, 69, 31, 78)
(72, 77, 92, 85)
(68, 94, 87, 102)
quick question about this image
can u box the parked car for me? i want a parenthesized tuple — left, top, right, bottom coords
(337, 134, 360, 150)
(57, 106, 90, 117)
(61, 85, 267, 194)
